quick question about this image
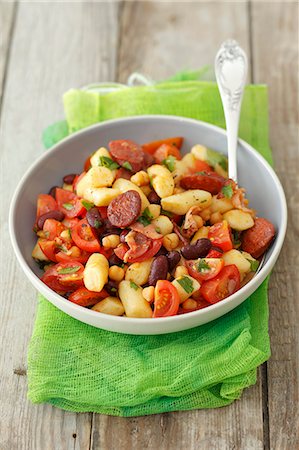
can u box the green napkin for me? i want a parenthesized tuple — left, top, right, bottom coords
(28, 78, 271, 417)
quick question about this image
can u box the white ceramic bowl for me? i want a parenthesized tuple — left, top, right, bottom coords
(9, 116, 287, 335)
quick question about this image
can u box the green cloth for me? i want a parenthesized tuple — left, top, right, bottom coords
(28, 78, 271, 416)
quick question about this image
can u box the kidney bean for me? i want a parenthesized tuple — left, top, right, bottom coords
(37, 210, 65, 229)
(166, 251, 181, 272)
(148, 255, 169, 286)
(181, 238, 212, 260)
(86, 207, 103, 229)
(148, 191, 161, 205)
(155, 246, 168, 257)
(104, 281, 118, 296)
(108, 253, 123, 267)
(48, 186, 59, 198)
(63, 173, 77, 184)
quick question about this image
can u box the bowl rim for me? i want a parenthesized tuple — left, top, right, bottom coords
(9, 114, 288, 326)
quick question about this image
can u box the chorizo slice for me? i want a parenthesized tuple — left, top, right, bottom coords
(241, 217, 275, 258)
(107, 190, 142, 227)
(180, 172, 225, 195)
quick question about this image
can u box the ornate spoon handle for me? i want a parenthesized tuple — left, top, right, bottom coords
(215, 40, 248, 182)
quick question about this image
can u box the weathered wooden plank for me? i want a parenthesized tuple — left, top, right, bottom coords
(251, 2, 299, 449)
(0, 2, 119, 449)
(91, 3, 264, 449)
(0, 1, 15, 103)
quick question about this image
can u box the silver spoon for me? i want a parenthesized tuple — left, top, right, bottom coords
(215, 39, 248, 182)
(215, 40, 265, 273)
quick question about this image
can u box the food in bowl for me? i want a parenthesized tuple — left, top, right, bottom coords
(32, 137, 275, 318)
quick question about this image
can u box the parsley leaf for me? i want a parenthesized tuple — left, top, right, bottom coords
(162, 155, 176, 172)
(160, 209, 173, 218)
(247, 259, 259, 272)
(232, 230, 241, 247)
(98, 156, 119, 170)
(196, 259, 211, 272)
(93, 219, 102, 229)
(81, 200, 94, 211)
(137, 207, 153, 226)
(177, 276, 194, 294)
(62, 202, 74, 210)
(57, 265, 81, 274)
(219, 159, 228, 171)
(122, 161, 133, 171)
(195, 171, 208, 175)
(130, 281, 139, 290)
(221, 184, 233, 199)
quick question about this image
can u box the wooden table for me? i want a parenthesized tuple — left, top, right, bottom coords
(0, 2, 298, 449)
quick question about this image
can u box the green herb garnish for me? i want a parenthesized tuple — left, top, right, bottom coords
(232, 230, 241, 247)
(62, 202, 74, 210)
(110, 287, 117, 293)
(137, 207, 153, 226)
(247, 259, 259, 272)
(57, 265, 81, 274)
(81, 200, 94, 211)
(197, 259, 211, 272)
(177, 276, 194, 294)
(219, 159, 228, 171)
(162, 155, 176, 172)
(93, 219, 102, 229)
(195, 171, 207, 175)
(221, 184, 233, 199)
(149, 175, 153, 187)
(160, 209, 173, 217)
(130, 281, 139, 290)
(98, 156, 119, 170)
(122, 161, 133, 171)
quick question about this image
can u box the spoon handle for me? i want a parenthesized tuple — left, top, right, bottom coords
(215, 40, 248, 182)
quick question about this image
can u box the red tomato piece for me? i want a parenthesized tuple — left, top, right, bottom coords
(36, 194, 58, 219)
(206, 248, 223, 258)
(153, 144, 182, 163)
(200, 265, 240, 304)
(38, 240, 58, 262)
(71, 219, 101, 252)
(208, 220, 233, 252)
(69, 287, 108, 307)
(128, 239, 162, 263)
(142, 137, 183, 155)
(190, 160, 213, 173)
(62, 217, 80, 228)
(114, 243, 129, 260)
(41, 262, 84, 293)
(186, 258, 224, 282)
(180, 172, 225, 194)
(55, 188, 85, 219)
(84, 156, 92, 172)
(56, 247, 91, 264)
(153, 280, 180, 317)
(43, 219, 66, 240)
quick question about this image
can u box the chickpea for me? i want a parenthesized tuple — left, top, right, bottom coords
(199, 208, 211, 222)
(174, 265, 188, 278)
(210, 211, 223, 225)
(142, 286, 155, 303)
(182, 298, 198, 310)
(147, 204, 161, 219)
(109, 265, 125, 282)
(193, 215, 204, 228)
(162, 233, 180, 251)
(102, 234, 120, 249)
(60, 229, 72, 241)
(130, 170, 150, 187)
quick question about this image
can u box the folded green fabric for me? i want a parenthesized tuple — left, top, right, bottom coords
(28, 78, 271, 416)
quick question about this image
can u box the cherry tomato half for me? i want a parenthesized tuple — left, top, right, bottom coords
(153, 280, 180, 318)
(56, 188, 85, 219)
(36, 194, 58, 219)
(208, 220, 233, 252)
(43, 219, 66, 240)
(56, 247, 91, 264)
(68, 287, 108, 307)
(186, 258, 224, 282)
(200, 265, 240, 304)
(38, 240, 58, 262)
(71, 218, 101, 252)
(154, 143, 182, 163)
(142, 137, 183, 155)
(41, 262, 84, 293)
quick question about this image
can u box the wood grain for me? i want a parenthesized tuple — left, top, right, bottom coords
(0, 1, 16, 104)
(0, 2, 119, 449)
(251, 2, 299, 449)
(91, 3, 264, 449)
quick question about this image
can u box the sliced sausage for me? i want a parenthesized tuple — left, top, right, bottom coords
(180, 173, 225, 195)
(109, 139, 144, 172)
(107, 190, 142, 227)
(241, 217, 275, 258)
